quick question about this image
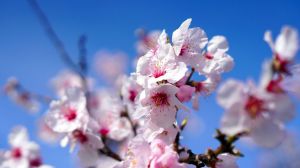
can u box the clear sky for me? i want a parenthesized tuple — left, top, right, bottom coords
(0, 0, 300, 167)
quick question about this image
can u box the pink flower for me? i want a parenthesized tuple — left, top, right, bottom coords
(176, 85, 195, 102)
(45, 87, 89, 133)
(135, 29, 161, 56)
(88, 90, 132, 141)
(51, 70, 85, 97)
(4, 77, 40, 113)
(119, 137, 186, 168)
(281, 64, 300, 99)
(172, 18, 208, 67)
(94, 51, 128, 82)
(140, 84, 187, 128)
(217, 79, 295, 147)
(148, 140, 186, 168)
(37, 118, 61, 144)
(136, 30, 188, 87)
(0, 126, 52, 168)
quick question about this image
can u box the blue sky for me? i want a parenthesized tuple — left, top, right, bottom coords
(0, 0, 300, 167)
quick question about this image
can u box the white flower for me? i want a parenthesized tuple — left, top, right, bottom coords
(172, 18, 208, 67)
(94, 51, 128, 82)
(217, 79, 294, 147)
(136, 30, 188, 87)
(51, 70, 84, 97)
(197, 36, 234, 77)
(0, 126, 51, 168)
(264, 26, 298, 61)
(45, 87, 89, 133)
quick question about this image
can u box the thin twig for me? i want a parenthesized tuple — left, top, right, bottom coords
(27, 0, 82, 76)
(185, 68, 195, 85)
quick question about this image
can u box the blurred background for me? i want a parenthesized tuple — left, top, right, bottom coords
(0, 0, 300, 167)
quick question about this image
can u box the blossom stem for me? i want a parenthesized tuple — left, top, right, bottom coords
(179, 129, 246, 167)
(98, 137, 122, 161)
(121, 110, 137, 136)
(185, 68, 195, 85)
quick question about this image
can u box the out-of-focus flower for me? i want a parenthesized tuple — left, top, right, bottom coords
(37, 118, 61, 144)
(45, 87, 89, 133)
(94, 50, 128, 82)
(0, 126, 53, 168)
(213, 153, 238, 168)
(51, 70, 86, 97)
(135, 29, 161, 56)
(258, 133, 300, 168)
(281, 64, 300, 99)
(264, 26, 298, 74)
(196, 36, 234, 78)
(4, 77, 40, 113)
(217, 79, 294, 147)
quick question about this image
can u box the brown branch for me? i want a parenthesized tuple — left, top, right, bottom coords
(179, 129, 247, 167)
(120, 110, 137, 136)
(98, 137, 122, 161)
(185, 68, 195, 85)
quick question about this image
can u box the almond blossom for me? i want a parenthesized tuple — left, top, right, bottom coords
(139, 84, 187, 129)
(0, 126, 53, 168)
(136, 30, 188, 87)
(196, 36, 234, 78)
(217, 79, 294, 147)
(88, 90, 133, 141)
(135, 29, 161, 56)
(172, 18, 208, 67)
(264, 26, 298, 74)
(118, 137, 187, 168)
(51, 70, 85, 97)
(45, 87, 89, 133)
(4, 77, 40, 113)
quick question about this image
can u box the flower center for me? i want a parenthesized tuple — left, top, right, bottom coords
(99, 128, 110, 136)
(205, 52, 214, 60)
(11, 148, 22, 159)
(272, 54, 290, 74)
(129, 90, 137, 102)
(63, 107, 77, 121)
(179, 44, 189, 56)
(153, 69, 166, 78)
(266, 77, 284, 94)
(72, 130, 88, 144)
(151, 92, 169, 106)
(244, 95, 265, 118)
(30, 158, 42, 167)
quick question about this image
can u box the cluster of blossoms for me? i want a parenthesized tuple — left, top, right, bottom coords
(3, 14, 299, 168)
(217, 26, 299, 148)
(0, 127, 53, 168)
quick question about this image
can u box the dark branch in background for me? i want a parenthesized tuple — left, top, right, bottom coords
(120, 110, 137, 136)
(179, 129, 247, 167)
(78, 35, 88, 75)
(27, 0, 83, 76)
